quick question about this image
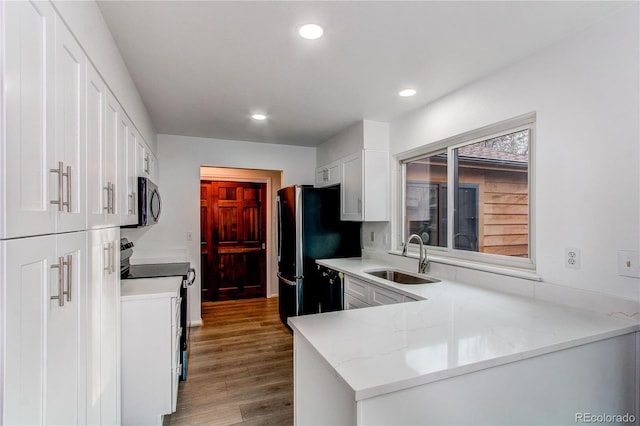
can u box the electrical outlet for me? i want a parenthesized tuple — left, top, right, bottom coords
(565, 248, 580, 269)
(618, 250, 640, 278)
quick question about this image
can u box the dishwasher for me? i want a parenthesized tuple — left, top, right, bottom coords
(317, 264, 344, 312)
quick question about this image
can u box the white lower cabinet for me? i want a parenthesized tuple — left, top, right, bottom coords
(121, 278, 182, 425)
(344, 275, 414, 309)
(344, 293, 369, 310)
(2, 232, 87, 425)
(87, 228, 121, 425)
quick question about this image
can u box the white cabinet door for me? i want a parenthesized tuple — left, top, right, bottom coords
(47, 231, 86, 425)
(119, 113, 138, 225)
(341, 152, 364, 220)
(104, 91, 120, 226)
(2, 232, 86, 425)
(87, 63, 119, 228)
(86, 61, 107, 228)
(2, 0, 56, 238)
(340, 150, 389, 221)
(87, 228, 121, 426)
(315, 160, 341, 188)
(54, 18, 86, 233)
(149, 151, 159, 183)
(136, 139, 150, 178)
(2, 235, 55, 425)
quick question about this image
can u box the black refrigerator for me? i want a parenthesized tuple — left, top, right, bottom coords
(277, 185, 361, 326)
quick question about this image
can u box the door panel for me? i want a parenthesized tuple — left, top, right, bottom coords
(200, 183, 212, 301)
(54, 18, 86, 233)
(201, 181, 267, 301)
(3, 0, 56, 238)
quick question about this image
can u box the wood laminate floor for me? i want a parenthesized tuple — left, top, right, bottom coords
(164, 297, 293, 426)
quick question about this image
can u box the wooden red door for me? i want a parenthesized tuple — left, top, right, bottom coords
(200, 181, 267, 301)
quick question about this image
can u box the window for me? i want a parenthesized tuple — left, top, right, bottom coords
(400, 114, 534, 268)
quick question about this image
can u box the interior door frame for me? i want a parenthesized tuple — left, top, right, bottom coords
(200, 167, 281, 299)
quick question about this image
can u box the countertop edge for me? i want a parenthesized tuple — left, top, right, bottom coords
(307, 257, 640, 401)
(350, 326, 639, 401)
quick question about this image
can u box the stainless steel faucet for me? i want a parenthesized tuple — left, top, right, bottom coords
(402, 234, 429, 273)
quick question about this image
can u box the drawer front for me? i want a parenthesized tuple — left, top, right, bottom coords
(345, 276, 369, 301)
(344, 293, 369, 310)
(370, 284, 405, 306)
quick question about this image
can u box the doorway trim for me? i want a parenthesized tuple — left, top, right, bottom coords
(200, 166, 282, 298)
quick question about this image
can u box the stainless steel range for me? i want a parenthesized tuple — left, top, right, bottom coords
(120, 238, 195, 380)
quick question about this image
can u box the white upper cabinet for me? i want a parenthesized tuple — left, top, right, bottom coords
(137, 138, 158, 182)
(119, 114, 138, 226)
(86, 62, 119, 228)
(315, 159, 341, 188)
(2, 1, 86, 238)
(104, 91, 120, 225)
(54, 18, 86, 233)
(341, 150, 389, 221)
(316, 120, 389, 221)
(86, 62, 107, 228)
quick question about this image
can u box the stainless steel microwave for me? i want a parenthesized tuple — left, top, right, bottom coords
(137, 177, 161, 226)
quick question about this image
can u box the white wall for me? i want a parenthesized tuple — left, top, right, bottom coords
(127, 134, 316, 323)
(52, 0, 157, 151)
(366, 4, 640, 301)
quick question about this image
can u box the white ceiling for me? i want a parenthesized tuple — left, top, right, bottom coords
(97, 1, 625, 147)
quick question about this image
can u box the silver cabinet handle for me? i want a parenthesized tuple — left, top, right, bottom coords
(111, 242, 116, 273)
(110, 183, 115, 214)
(128, 193, 134, 214)
(50, 161, 64, 211)
(62, 165, 71, 212)
(128, 191, 137, 215)
(357, 197, 362, 213)
(66, 254, 73, 302)
(50, 257, 65, 307)
(104, 182, 111, 212)
(103, 243, 112, 273)
(103, 182, 115, 213)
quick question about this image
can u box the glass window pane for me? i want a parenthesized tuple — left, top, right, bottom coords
(453, 130, 529, 257)
(405, 153, 447, 247)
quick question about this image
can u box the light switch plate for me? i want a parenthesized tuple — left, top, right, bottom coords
(618, 250, 640, 278)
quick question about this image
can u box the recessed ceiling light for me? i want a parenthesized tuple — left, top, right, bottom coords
(252, 114, 267, 121)
(299, 24, 324, 40)
(399, 89, 417, 97)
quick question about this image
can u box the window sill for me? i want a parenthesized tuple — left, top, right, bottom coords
(387, 250, 543, 282)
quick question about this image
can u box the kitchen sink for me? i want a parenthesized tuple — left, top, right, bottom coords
(364, 269, 441, 285)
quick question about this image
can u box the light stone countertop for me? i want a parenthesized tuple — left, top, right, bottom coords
(288, 257, 639, 401)
(121, 277, 182, 301)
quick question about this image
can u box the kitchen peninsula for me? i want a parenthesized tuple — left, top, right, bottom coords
(289, 258, 639, 425)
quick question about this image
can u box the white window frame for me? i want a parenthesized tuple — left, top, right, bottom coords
(396, 112, 536, 272)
